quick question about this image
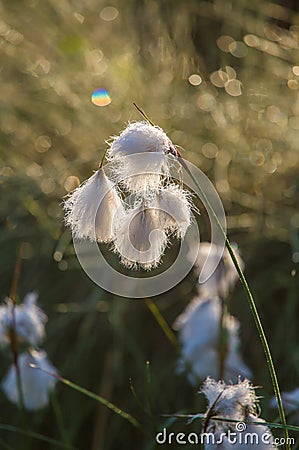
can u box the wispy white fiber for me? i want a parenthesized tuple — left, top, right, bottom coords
(64, 168, 124, 243)
(112, 184, 192, 269)
(202, 377, 256, 420)
(201, 378, 277, 449)
(174, 297, 251, 383)
(112, 200, 168, 270)
(2, 349, 57, 410)
(107, 122, 174, 192)
(108, 121, 173, 157)
(0, 292, 47, 347)
(156, 184, 191, 238)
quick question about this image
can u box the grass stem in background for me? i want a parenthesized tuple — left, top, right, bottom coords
(30, 364, 141, 430)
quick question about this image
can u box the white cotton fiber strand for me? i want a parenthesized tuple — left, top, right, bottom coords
(156, 185, 191, 238)
(64, 168, 124, 243)
(2, 349, 58, 410)
(113, 202, 168, 270)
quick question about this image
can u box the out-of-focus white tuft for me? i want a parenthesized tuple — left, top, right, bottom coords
(201, 378, 277, 449)
(271, 387, 299, 424)
(107, 122, 174, 192)
(174, 297, 251, 383)
(0, 292, 47, 347)
(112, 200, 168, 270)
(64, 168, 124, 243)
(1, 349, 58, 410)
(188, 243, 244, 299)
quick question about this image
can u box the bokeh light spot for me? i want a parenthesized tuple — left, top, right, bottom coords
(91, 88, 111, 106)
(41, 178, 55, 194)
(249, 151, 265, 166)
(217, 35, 234, 52)
(202, 142, 218, 158)
(35, 135, 51, 153)
(188, 74, 202, 86)
(210, 70, 228, 88)
(225, 79, 242, 96)
(229, 41, 248, 58)
(244, 34, 260, 47)
(288, 79, 299, 90)
(100, 6, 119, 21)
(64, 175, 80, 192)
(53, 251, 63, 262)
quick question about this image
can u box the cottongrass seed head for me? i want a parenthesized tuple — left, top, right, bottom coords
(64, 121, 193, 270)
(174, 297, 251, 383)
(0, 292, 47, 347)
(64, 167, 124, 243)
(188, 243, 244, 299)
(2, 348, 58, 410)
(201, 378, 277, 449)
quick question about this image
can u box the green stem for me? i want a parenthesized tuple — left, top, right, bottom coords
(0, 424, 76, 449)
(144, 298, 180, 351)
(184, 163, 290, 449)
(30, 365, 141, 430)
(50, 391, 71, 449)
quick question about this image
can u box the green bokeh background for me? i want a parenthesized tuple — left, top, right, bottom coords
(0, 0, 299, 448)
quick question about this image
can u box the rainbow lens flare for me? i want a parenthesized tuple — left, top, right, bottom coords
(91, 88, 111, 106)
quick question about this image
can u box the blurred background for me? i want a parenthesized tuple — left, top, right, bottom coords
(0, 0, 299, 448)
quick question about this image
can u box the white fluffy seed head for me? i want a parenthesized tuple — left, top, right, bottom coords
(1, 349, 58, 410)
(174, 297, 251, 384)
(107, 122, 174, 192)
(112, 200, 168, 270)
(188, 243, 244, 299)
(0, 293, 47, 347)
(64, 168, 124, 243)
(202, 377, 257, 423)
